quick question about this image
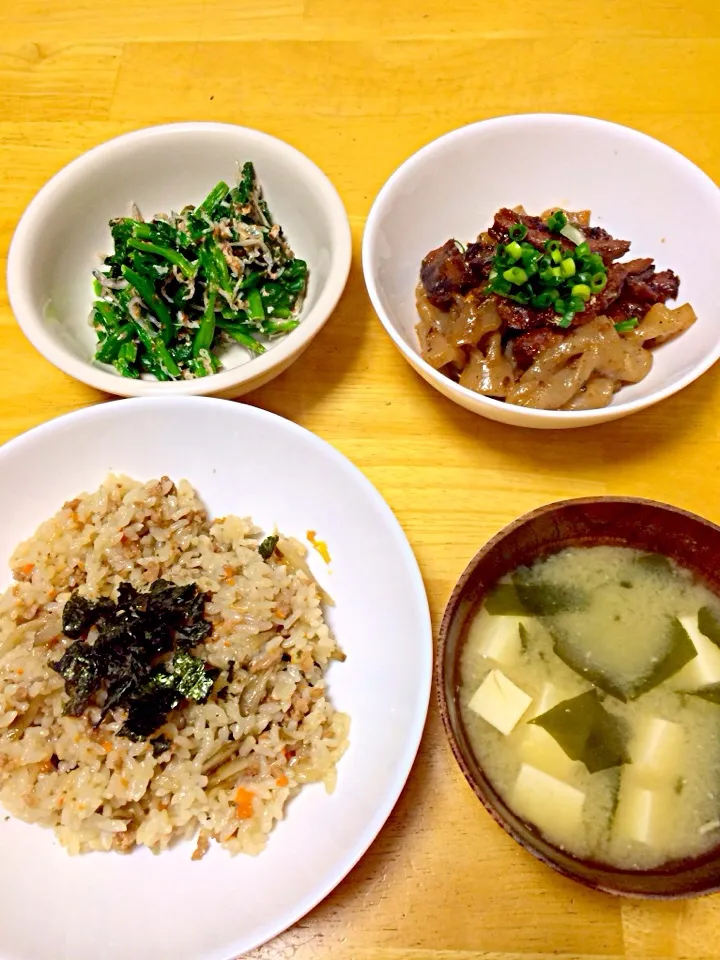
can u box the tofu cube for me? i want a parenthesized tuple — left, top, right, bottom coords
(613, 773, 675, 847)
(468, 669, 532, 735)
(512, 763, 585, 836)
(528, 680, 570, 719)
(672, 615, 720, 690)
(630, 716, 684, 783)
(514, 725, 577, 780)
(467, 609, 526, 668)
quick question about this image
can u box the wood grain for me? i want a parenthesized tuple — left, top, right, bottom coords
(0, 0, 718, 956)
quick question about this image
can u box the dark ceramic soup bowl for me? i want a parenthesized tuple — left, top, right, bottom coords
(438, 496, 720, 898)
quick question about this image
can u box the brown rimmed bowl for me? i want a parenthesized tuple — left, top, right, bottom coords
(437, 496, 720, 898)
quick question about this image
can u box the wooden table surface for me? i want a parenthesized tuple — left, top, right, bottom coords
(2, 1, 720, 957)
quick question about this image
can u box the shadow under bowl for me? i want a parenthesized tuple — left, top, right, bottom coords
(437, 496, 720, 897)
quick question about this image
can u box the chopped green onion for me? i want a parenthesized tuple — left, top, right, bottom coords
(590, 272, 608, 292)
(544, 239, 562, 254)
(520, 246, 540, 266)
(555, 313, 574, 329)
(554, 299, 566, 314)
(575, 241, 590, 259)
(505, 241, 523, 261)
(539, 269, 562, 287)
(571, 283, 592, 301)
(508, 223, 528, 241)
(550, 266, 562, 279)
(532, 290, 559, 309)
(550, 248, 563, 265)
(567, 295, 586, 313)
(502, 266, 528, 285)
(506, 289, 532, 305)
(489, 277, 512, 295)
(547, 210, 568, 232)
(615, 319, 640, 333)
(560, 258, 576, 278)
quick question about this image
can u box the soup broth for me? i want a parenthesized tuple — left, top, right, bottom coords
(460, 545, 720, 870)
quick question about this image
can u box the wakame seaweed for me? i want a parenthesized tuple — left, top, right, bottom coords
(698, 606, 720, 649)
(552, 616, 697, 702)
(530, 689, 630, 773)
(51, 579, 216, 741)
(483, 576, 587, 617)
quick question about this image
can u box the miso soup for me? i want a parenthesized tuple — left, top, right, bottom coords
(459, 545, 720, 870)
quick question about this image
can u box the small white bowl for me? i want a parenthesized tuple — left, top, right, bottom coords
(363, 114, 720, 429)
(7, 123, 352, 398)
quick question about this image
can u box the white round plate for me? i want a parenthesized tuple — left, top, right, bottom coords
(0, 398, 431, 960)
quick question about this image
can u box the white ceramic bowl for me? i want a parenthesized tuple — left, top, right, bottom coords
(7, 123, 352, 398)
(0, 397, 432, 960)
(363, 114, 720, 429)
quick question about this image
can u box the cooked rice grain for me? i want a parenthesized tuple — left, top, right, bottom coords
(0, 475, 348, 856)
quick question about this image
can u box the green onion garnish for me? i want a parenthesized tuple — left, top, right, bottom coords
(615, 319, 640, 333)
(547, 210, 568, 232)
(571, 284, 592, 302)
(503, 266, 528, 285)
(532, 290, 559, 309)
(508, 223, 528, 241)
(486, 212, 608, 324)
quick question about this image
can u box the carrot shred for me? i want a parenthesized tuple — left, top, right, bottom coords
(306, 530, 331, 565)
(276, 774, 289, 787)
(21, 563, 34, 575)
(102, 741, 113, 753)
(234, 786, 254, 819)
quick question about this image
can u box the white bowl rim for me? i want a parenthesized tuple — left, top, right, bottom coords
(7, 122, 353, 397)
(362, 112, 720, 425)
(0, 395, 433, 958)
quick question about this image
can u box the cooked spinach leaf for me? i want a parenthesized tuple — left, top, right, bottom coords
(51, 579, 215, 741)
(530, 689, 630, 774)
(258, 535, 279, 560)
(698, 607, 720, 649)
